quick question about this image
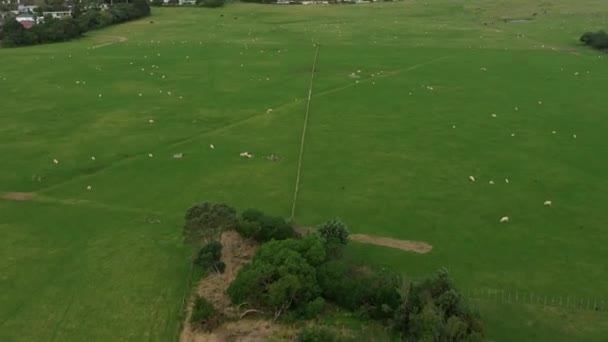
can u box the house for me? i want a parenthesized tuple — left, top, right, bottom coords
(42, 11, 72, 19)
(15, 11, 35, 28)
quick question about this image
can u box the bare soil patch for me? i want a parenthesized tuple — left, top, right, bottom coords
(351, 234, 432, 254)
(2, 192, 37, 201)
(296, 227, 432, 254)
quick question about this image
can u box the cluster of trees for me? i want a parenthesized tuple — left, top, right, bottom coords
(183, 202, 484, 340)
(0, 0, 150, 47)
(150, 0, 226, 8)
(580, 30, 608, 50)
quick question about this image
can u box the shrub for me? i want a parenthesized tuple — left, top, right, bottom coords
(235, 209, 295, 243)
(390, 269, 484, 341)
(184, 202, 237, 245)
(317, 260, 400, 320)
(297, 326, 342, 342)
(190, 296, 220, 332)
(318, 218, 349, 258)
(227, 236, 326, 320)
(194, 241, 225, 273)
(580, 30, 608, 50)
(301, 297, 326, 319)
(318, 219, 350, 245)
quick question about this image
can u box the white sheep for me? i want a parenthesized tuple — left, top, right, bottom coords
(148, 153, 154, 158)
(53, 159, 59, 164)
(500, 216, 509, 223)
(544, 200, 552, 207)
(489, 180, 494, 185)
(469, 176, 476, 182)
(210, 144, 215, 149)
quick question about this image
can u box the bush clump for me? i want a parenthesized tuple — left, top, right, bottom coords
(580, 30, 608, 50)
(190, 296, 220, 332)
(184, 202, 237, 245)
(317, 260, 401, 320)
(390, 269, 484, 341)
(194, 241, 225, 273)
(227, 235, 326, 320)
(235, 209, 295, 243)
(297, 326, 343, 342)
(318, 219, 350, 245)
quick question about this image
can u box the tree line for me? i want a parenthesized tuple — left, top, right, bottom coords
(183, 202, 484, 341)
(0, 0, 150, 47)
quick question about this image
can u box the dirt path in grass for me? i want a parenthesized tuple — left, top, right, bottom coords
(350, 233, 432, 254)
(91, 35, 128, 49)
(296, 227, 432, 254)
(1, 192, 37, 201)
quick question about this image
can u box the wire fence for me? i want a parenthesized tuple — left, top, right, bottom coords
(290, 44, 320, 220)
(461, 287, 607, 313)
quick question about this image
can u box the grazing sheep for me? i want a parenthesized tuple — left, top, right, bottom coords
(469, 176, 476, 182)
(500, 216, 509, 223)
(148, 153, 154, 158)
(91, 156, 96, 161)
(489, 180, 494, 185)
(53, 159, 59, 164)
(505, 178, 509, 184)
(210, 144, 214, 149)
(544, 200, 552, 207)
(87, 185, 92, 190)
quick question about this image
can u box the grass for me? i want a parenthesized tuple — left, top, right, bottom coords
(1, 0, 608, 340)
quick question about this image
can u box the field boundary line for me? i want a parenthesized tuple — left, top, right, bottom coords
(174, 262, 195, 342)
(290, 45, 320, 220)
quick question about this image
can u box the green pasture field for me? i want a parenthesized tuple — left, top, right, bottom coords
(1, 1, 608, 340)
